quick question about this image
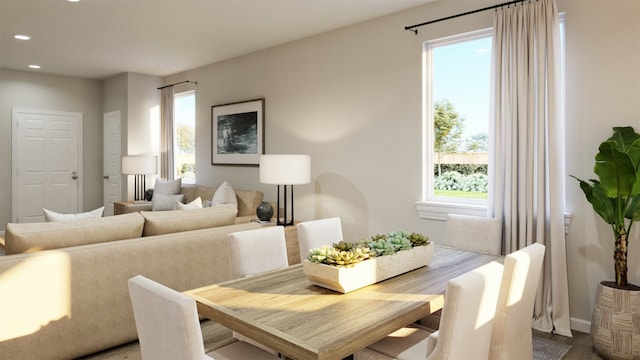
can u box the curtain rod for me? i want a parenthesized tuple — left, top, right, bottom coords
(404, 0, 528, 34)
(157, 80, 197, 90)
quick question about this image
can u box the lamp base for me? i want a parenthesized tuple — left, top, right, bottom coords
(275, 184, 296, 227)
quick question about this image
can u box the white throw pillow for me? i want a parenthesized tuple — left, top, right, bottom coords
(177, 197, 203, 210)
(152, 193, 185, 211)
(43, 206, 104, 222)
(154, 178, 182, 195)
(212, 181, 238, 209)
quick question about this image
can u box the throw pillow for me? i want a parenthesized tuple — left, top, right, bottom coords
(154, 178, 182, 195)
(212, 181, 238, 208)
(177, 197, 203, 210)
(43, 206, 104, 222)
(152, 193, 185, 211)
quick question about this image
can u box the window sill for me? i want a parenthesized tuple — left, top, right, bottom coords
(415, 200, 574, 235)
(414, 200, 487, 221)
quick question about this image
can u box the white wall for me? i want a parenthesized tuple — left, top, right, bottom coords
(166, 0, 640, 330)
(0, 68, 103, 227)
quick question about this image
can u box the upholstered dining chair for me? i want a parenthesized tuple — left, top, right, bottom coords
(489, 242, 546, 360)
(420, 214, 502, 331)
(444, 214, 502, 255)
(228, 226, 289, 355)
(354, 261, 504, 360)
(296, 217, 343, 261)
(127, 275, 277, 360)
(229, 226, 289, 278)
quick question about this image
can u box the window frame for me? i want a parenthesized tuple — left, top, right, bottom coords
(417, 28, 493, 221)
(173, 90, 196, 184)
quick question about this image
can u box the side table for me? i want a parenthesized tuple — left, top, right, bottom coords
(113, 201, 152, 215)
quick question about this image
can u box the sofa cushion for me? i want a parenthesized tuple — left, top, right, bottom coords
(177, 197, 203, 210)
(4, 212, 145, 255)
(140, 204, 238, 236)
(180, 185, 264, 217)
(43, 206, 105, 222)
(154, 178, 182, 195)
(152, 193, 185, 211)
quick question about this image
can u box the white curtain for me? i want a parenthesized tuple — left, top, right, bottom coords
(489, 0, 572, 337)
(160, 86, 175, 180)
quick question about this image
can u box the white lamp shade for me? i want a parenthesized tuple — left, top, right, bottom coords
(121, 156, 158, 175)
(260, 154, 310, 185)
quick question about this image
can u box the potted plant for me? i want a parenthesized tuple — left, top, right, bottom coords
(572, 126, 640, 359)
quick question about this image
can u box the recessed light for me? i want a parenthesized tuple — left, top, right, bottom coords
(14, 34, 31, 40)
(66, 0, 80, 2)
(28, 65, 41, 69)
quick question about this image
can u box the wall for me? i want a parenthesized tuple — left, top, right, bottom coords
(166, 0, 640, 331)
(0, 68, 103, 228)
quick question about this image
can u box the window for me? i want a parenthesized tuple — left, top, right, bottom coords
(174, 91, 195, 183)
(420, 29, 492, 218)
(417, 19, 564, 221)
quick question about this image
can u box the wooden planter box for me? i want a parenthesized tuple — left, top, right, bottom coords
(303, 243, 434, 293)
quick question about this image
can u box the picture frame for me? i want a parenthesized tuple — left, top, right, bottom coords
(211, 98, 264, 165)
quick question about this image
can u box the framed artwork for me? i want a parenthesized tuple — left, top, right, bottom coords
(211, 98, 264, 165)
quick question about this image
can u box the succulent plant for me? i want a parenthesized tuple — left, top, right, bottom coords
(307, 230, 429, 267)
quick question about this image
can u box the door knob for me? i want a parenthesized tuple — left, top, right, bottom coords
(72, 170, 78, 180)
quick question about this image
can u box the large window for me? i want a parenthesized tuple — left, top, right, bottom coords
(424, 29, 492, 208)
(174, 91, 195, 183)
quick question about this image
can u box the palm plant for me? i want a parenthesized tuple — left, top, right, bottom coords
(572, 126, 640, 288)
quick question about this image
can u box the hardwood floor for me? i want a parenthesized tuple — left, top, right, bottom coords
(79, 321, 601, 360)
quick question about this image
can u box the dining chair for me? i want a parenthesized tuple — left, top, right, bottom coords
(296, 217, 343, 260)
(489, 242, 546, 360)
(354, 261, 504, 360)
(444, 214, 502, 255)
(229, 226, 289, 278)
(127, 275, 277, 360)
(420, 214, 502, 331)
(228, 226, 289, 355)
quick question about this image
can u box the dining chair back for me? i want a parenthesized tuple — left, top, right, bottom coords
(296, 217, 343, 260)
(489, 242, 546, 360)
(127, 275, 276, 360)
(445, 214, 502, 255)
(229, 226, 288, 278)
(354, 261, 504, 360)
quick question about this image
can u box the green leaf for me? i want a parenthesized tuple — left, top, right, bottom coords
(595, 141, 637, 198)
(571, 176, 615, 224)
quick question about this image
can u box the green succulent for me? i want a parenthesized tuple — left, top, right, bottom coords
(306, 230, 429, 267)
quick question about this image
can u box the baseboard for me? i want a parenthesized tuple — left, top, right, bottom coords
(571, 317, 591, 334)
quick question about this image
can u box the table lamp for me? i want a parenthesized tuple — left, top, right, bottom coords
(259, 154, 310, 226)
(121, 155, 158, 202)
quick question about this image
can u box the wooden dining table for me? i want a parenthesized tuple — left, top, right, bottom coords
(185, 246, 501, 360)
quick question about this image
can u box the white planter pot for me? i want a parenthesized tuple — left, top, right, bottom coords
(303, 243, 434, 293)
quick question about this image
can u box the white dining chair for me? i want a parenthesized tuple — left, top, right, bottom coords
(228, 226, 289, 355)
(296, 217, 343, 261)
(354, 261, 504, 360)
(127, 275, 277, 360)
(229, 226, 289, 278)
(489, 242, 546, 360)
(444, 214, 502, 255)
(420, 214, 503, 331)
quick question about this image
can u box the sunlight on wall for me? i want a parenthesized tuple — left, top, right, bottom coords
(0, 251, 71, 341)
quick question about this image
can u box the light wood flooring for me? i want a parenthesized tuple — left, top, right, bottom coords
(79, 320, 601, 360)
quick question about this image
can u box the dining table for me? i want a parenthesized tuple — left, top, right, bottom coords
(185, 245, 502, 360)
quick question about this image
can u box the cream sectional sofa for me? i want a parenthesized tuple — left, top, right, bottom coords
(115, 185, 266, 224)
(0, 205, 263, 360)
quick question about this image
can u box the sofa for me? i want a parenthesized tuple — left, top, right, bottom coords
(0, 205, 265, 359)
(114, 184, 267, 225)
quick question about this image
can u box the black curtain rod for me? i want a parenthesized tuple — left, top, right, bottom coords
(157, 80, 197, 90)
(404, 0, 528, 34)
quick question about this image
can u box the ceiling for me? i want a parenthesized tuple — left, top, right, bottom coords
(0, 0, 435, 80)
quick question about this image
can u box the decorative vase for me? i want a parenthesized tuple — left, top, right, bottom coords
(303, 243, 434, 293)
(256, 202, 274, 221)
(591, 281, 640, 360)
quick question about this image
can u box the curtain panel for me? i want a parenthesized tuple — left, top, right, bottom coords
(160, 86, 175, 180)
(489, 0, 572, 337)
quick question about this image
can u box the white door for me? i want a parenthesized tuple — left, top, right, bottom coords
(12, 108, 83, 223)
(103, 111, 122, 216)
